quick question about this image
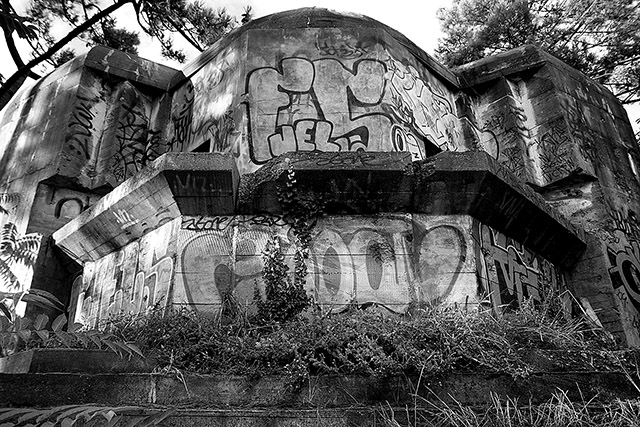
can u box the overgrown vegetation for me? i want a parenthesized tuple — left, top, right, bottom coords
(104, 294, 624, 382)
(254, 235, 310, 325)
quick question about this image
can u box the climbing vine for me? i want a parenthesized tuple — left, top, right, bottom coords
(254, 165, 325, 324)
(277, 165, 324, 249)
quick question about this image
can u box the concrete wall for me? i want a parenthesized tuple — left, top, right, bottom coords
(69, 213, 564, 328)
(456, 46, 640, 344)
(0, 47, 177, 307)
(168, 12, 466, 175)
(2, 8, 640, 344)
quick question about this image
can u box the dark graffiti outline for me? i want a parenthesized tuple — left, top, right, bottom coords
(66, 94, 98, 160)
(244, 57, 397, 165)
(315, 39, 371, 59)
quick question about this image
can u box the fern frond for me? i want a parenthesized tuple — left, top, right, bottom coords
(11, 234, 41, 266)
(0, 258, 20, 290)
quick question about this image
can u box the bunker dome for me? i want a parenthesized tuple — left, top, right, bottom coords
(1, 8, 640, 345)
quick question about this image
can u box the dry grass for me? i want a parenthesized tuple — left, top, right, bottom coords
(378, 392, 640, 426)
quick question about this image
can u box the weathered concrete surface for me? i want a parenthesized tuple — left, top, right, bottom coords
(0, 46, 179, 314)
(62, 208, 567, 327)
(0, 349, 151, 374)
(455, 43, 640, 345)
(1, 372, 637, 408)
(414, 151, 585, 268)
(53, 153, 237, 262)
(238, 151, 414, 214)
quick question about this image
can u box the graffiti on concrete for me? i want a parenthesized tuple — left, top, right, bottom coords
(170, 82, 195, 151)
(171, 49, 239, 154)
(607, 207, 640, 315)
(316, 39, 372, 59)
(245, 57, 387, 162)
(175, 215, 477, 313)
(563, 98, 598, 164)
(71, 214, 566, 325)
(66, 95, 99, 161)
(71, 221, 176, 326)
(608, 241, 640, 313)
(476, 223, 564, 311)
(113, 104, 151, 181)
(181, 214, 288, 232)
(244, 54, 459, 165)
(383, 54, 459, 153)
(534, 120, 576, 183)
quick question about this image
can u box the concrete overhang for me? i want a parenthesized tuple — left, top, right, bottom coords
(240, 151, 585, 268)
(53, 153, 238, 263)
(413, 151, 586, 267)
(237, 151, 414, 214)
(53, 150, 585, 270)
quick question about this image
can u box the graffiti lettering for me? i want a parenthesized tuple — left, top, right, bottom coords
(246, 57, 389, 163)
(244, 54, 459, 165)
(175, 215, 480, 313)
(476, 223, 563, 311)
(72, 223, 176, 326)
(66, 95, 97, 160)
(113, 209, 138, 229)
(316, 39, 371, 59)
(534, 120, 575, 182)
(610, 208, 640, 243)
(384, 54, 458, 151)
(170, 82, 195, 151)
(170, 173, 226, 195)
(112, 103, 153, 182)
(181, 214, 289, 232)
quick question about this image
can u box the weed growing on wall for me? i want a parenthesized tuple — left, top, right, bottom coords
(277, 165, 324, 249)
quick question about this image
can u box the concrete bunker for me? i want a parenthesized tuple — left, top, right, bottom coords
(0, 8, 639, 345)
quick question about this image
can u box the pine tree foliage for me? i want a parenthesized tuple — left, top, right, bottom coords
(436, 0, 640, 104)
(0, 0, 242, 109)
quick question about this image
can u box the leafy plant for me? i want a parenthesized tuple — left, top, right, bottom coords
(0, 222, 41, 292)
(0, 311, 143, 359)
(278, 166, 324, 248)
(0, 405, 174, 427)
(255, 236, 310, 325)
(0, 288, 62, 322)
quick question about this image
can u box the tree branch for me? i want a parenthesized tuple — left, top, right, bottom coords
(0, 0, 133, 109)
(0, 0, 40, 80)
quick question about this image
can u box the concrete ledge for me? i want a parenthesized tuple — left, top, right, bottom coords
(455, 45, 547, 87)
(0, 349, 152, 374)
(85, 46, 180, 91)
(52, 153, 237, 263)
(414, 151, 586, 267)
(0, 372, 636, 408)
(238, 151, 413, 214)
(238, 151, 584, 267)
